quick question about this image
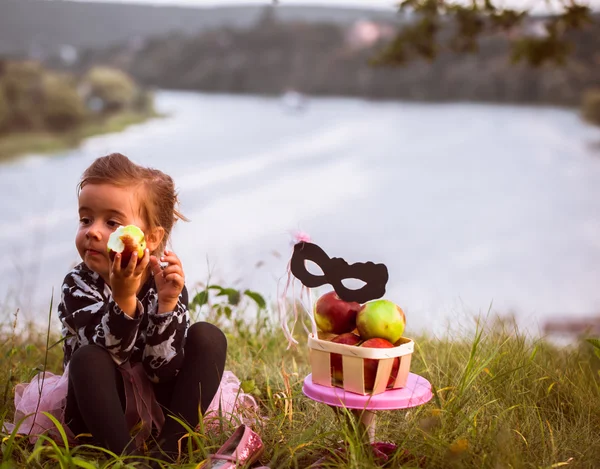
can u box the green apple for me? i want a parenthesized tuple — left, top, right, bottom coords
(356, 299, 405, 343)
(107, 225, 146, 267)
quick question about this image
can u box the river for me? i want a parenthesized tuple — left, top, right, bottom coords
(1, 90, 600, 337)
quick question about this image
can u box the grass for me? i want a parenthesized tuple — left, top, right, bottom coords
(0, 111, 163, 162)
(1, 292, 599, 469)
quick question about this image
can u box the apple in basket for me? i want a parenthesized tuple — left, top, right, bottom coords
(314, 291, 361, 334)
(107, 225, 146, 268)
(360, 338, 400, 390)
(356, 299, 405, 344)
(317, 330, 338, 341)
(329, 332, 361, 383)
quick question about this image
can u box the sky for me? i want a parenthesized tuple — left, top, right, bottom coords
(73, 0, 599, 14)
(74, 0, 397, 9)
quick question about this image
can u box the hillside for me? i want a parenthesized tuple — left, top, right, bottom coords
(0, 0, 401, 57)
(45, 10, 600, 107)
(2, 0, 598, 107)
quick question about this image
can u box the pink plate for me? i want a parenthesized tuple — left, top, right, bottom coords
(302, 372, 433, 410)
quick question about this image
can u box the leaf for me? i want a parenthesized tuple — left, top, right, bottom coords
(47, 336, 67, 350)
(585, 338, 600, 350)
(41, 412, 70, 451)
(217, 288, 241, 305)
(449, 438, 469, 454)
(244, 290, 266, 309)
(529, 345, 538, 361)
(71, 458, 99, 469)
(241, 379, 256, 393)
(190, 290, 209, 309)
(551, 457, 574, 467)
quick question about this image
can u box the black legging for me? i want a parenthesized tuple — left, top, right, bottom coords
(64, 322, 227, 459)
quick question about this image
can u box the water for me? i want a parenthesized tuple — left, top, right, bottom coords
(1, 90, 600, 336)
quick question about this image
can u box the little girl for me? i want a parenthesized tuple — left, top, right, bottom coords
(18, 153, 229, 464)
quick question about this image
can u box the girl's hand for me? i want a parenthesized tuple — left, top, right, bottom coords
(150, 249, 185, 314)
(110, 249, 150, 317)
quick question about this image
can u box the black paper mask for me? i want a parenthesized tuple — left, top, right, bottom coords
(290, 241, 389, 304)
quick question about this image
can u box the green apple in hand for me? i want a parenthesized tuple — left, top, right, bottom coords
(107, 225, 146, 267)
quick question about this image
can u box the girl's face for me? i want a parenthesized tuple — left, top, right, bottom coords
(76, 183, 157, 282)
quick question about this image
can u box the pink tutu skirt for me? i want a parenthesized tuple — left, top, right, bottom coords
(3, 365, 73, 444)
(3, 366, 261, 446)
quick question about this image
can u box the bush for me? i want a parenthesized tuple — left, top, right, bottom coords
(131, 89, 155, 114)
(581, 89, 600, 126)
(0, 84, 9, 133)
(82, 66, 137, 113)
(1, 60, 45, 130)
(42, 73, 86, 131)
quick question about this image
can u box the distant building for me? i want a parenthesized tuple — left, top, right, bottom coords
(506, 19, 548, 40)
(59, 45, 78, 65)
(345, 20, 395, 50)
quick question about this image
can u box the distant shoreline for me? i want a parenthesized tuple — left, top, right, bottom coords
(0, 111, 163, 162)
(156, 88, 587, 118)
(0, 88, 595, 164)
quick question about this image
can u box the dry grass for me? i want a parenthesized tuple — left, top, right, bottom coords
(1, 294, 599, 468)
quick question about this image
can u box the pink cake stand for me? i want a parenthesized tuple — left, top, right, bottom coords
(303, 372, 433, 443)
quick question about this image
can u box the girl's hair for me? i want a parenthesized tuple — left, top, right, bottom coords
(77, 153, 188, 253)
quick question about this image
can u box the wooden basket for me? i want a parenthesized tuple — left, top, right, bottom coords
(307, 333, 414, 396)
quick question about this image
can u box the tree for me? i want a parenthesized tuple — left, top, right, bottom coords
(582, 90, 600, 125)
(0, 84, 8, 133)
(371, 0, 595, 67)
(42, 73, 86, 131)
(82, 66, 137, 113)
(0, 60, 45, 131)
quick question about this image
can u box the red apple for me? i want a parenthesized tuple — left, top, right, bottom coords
(329, 332, 361, 383)
(360, 338, 400, 390)
(107, 225, 146, 268)
(314, 291, 361, 334)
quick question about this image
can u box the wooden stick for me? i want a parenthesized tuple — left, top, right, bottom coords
(352, 409, 376, 444)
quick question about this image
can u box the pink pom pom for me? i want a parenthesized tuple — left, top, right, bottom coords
(290, 230, 311, 245)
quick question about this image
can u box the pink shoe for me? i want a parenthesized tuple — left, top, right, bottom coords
(200, 424, 265, 468)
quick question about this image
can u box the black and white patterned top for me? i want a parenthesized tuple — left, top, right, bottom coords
(58, 263, 190, 383)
